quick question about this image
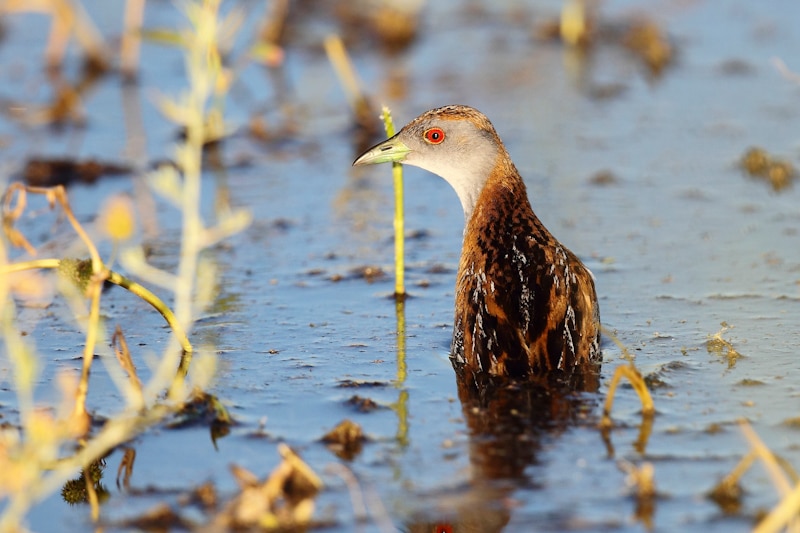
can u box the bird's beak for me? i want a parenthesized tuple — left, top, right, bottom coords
(352, 134, 411, 166)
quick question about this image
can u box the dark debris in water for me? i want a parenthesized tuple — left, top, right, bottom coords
(21, 158, 131, 187)
(328, 265, 386, 283)
(426, 263, 454, 275)
(167, 391, 234, 447)
(643, 360, 692, 389)
(346, 395, 381, 413)
(336, 379, 389, 388)
(736, 378, 765, 387)
(621, 19, 674, 76)
(718, 58, 756, 76)
(320, 419, 365, 461)
(781, 417, 800, 429)
(177, 481, 218, 511)
(588, 170, 620, 186)
(406, 228, 431, 240)
(112, 445, 323, 531)
(352, 265, 385, 283)
(114, 503, 194, 531)
(707, 478, 743, 515)
(642, 373, 669, 390)
(61, 460, 109, 506)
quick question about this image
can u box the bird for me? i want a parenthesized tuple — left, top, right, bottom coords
(353, 105, 600, 382)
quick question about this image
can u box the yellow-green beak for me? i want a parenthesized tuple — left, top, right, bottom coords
(352, 135, 411, 166)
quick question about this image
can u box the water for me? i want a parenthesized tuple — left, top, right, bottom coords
(2, 1, 800, 531)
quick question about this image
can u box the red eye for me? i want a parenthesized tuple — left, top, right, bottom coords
(424, 127, 445, 144)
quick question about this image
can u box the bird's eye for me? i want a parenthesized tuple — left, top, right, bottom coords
(423, 127, 445, 145)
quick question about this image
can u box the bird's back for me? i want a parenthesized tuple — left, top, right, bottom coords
(450, 168, 601, 380)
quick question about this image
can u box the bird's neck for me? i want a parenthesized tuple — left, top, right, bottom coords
(456, 150, 520, 221)
(462, 156, 533, 238)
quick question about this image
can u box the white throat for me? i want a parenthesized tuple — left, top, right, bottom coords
(405, 147, 498, 222)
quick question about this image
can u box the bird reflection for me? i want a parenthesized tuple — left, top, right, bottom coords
(405, 369, 600, 532)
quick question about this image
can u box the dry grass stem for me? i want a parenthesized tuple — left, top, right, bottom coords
(772, 57, 800, 86)
(619, 460, 656, 530)
(219, 444, 322, 529)
(326, 463, 368, 521)
(601, 363, 655, 427)
(0, 0, 108, 70)
(0, 2, 248, 528)
(324, 35, 365, 114)
(121, 0, 145, 79)
(709, 421, 800, 532)
(111, 326, 143, 405)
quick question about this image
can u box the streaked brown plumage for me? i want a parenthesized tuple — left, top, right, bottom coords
(354, 105, 601, 380)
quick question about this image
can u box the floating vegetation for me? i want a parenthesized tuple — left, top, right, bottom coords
(536, 2, 674, 77)
(321, 419, 366, 461)
(336, 379, 390, 389)
(740, 147, 796, 192)
(707, 322, 743, 369)
(329, 265, 387, 283)
(346, 395, 381, 413)
(622, 19, 673, 76)
(60, 460, 109, 506)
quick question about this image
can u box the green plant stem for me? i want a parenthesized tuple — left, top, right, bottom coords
(394, 298, 408, 447)
(394, 299, 406, 385)
(107, 270, 193, 354)
(0, 260, 192, 354)
(381, 106, 405, 297)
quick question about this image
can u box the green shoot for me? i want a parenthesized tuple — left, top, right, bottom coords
(381, 106, 405, 298)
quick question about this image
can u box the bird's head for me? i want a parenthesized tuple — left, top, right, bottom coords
(353, 105, 508, 220)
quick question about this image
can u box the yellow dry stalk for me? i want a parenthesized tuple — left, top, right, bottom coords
(739, 421, 800, 533)
(393, 298, 409, 446)
(601, 363, 655, 426)
(111, 326, 144, 408)
(0, 183, 104, 426)
(598, 327, 655, 433)
(220, 444, 322, 529)
(0, 0, 108, 71)
(560, 0, 589, 47)
(619, 459, 656, 530)
(324, 35, 364, 115)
